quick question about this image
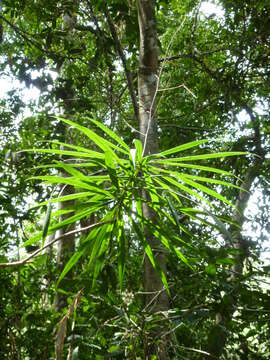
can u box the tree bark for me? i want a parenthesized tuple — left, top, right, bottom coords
(206, 108, 264, 358)
(104, 3, 139, 124)
(54, 190, 75, 312)
(206, 164, 260, 358)
(137, 1, 169, 358)
(54, 2, 78, 313)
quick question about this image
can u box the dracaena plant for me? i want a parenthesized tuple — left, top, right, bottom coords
(23, 117, 244, 290)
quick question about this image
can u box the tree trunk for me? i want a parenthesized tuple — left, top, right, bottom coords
(54, 2, 78, 312)
(54, 190, 75, 311)
(137, 1, 169, 358)
(206, 109, 264, 358)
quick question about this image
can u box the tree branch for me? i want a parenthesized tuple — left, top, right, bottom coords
(0, 221, 111, 268)
(104, 3, 139, 123)
(0, 14, 53, 58)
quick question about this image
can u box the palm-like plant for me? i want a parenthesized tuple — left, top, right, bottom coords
(24, 118, 244, 290)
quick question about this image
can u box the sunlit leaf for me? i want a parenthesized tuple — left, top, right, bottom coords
(29, 175, 113, 197)
(24, 148, 103, 159)
(133, 139, 143, 162)
(30, 192, 93, 209)
(105, 151, 119, 189)
(117, 221, 126, 292)
(150, 139, 208, 157)
(57, 117, 127, 156)
(150, 162, 235, 177)
(154, 176, 212, 207)
(152, 151, 246, 163)
(57, 250, 86, 286)
(42, 202, 52, 246)
(131, 217, 170, 294)
(90, 118, 130, 153)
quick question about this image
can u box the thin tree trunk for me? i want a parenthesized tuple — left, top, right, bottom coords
(104, 3, 139, 124)
(137, 1, 169, 358)
(54, 2, 78, 312)
(54, 190, 75, 311)
(206, 108, 264, 358)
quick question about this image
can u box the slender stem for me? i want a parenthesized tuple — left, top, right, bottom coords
(142, 18, 186, 156)
(0, 221, 111, 268)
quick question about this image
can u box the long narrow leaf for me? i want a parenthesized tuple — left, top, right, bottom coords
(24, 148, 103, 159)
(46, 140, 105, 157)
(150, 162, 234, 177)
(42, 202, 52, 246)
(176, 173, 242, 190)
(150, 166, 240, 189)
(150, 139, 208, 158)
(152, 151, 246, 163)
(131, 217, 169, 294)
(55, 161, 109, 185)
(57, 250, 86, 286)
(57, 117, 127, 156)
(134, 139, 143, 162)
(105, 151, 119, 189)
(147, 221, 192, 269)
(29, 175, 113, 197)
(90, 118, 130, 153)
(30, 192, 93, 209)
(154, 176, 212, 207)
(117, 224, 126, 292)
(177, 175, 234, 207)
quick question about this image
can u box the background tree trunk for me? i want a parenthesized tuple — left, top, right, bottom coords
(54, 2, 78, 312)
(206, 112, 264, 358)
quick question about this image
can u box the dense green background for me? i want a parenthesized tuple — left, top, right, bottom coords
(0, 0, 269, 358)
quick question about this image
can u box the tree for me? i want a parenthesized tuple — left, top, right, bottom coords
(137, 1, 169, 357)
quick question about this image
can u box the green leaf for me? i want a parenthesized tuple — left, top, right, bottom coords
(90, 118, 130, 153)
(151, 166, 240, 190)
(92, 258, 104, 289)
(34, 162, 100, 170)
(55, 161, 110, 185)
(57, 117, 127, 155)
(165, 195, 181, 232)
(42, 140, 105, 157)
(151, 139, 208, 157)
(117, 222, 126, 292)
(30, 192, 92, 209)
(153, 151, 246, 163)
(203, 209, 233, 242)
(154, 176, 212, 207)
(151, 162, 235, 177)
(178, 173, 242, 190)
(24, 148, 103, 159)
(144, 172, 161, 205)
(205, 263, 216, 276)
(24, 207, 100, 247)
(216, 258, 235, 265)
(88, 221, 114, 289)
(145, 220, 192, 269)
(42, 202, 52, 246)
(57, 250, 85, 286)
(29, 175, 113, 197)
(177, 174, 234, 207)
(105, 151, 119, 189)
(88, 213, 114, 270)
(133, 139, 143, 162)
(131, 217, 170, 294)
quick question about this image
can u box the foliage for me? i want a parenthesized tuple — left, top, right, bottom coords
(25, 117, 244, 291)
